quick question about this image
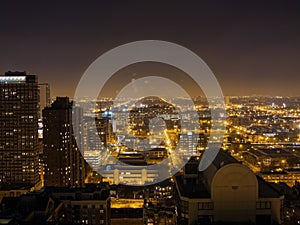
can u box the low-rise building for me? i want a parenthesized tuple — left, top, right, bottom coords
(176, 151, 284, 225)
(52, 186, 110, 225)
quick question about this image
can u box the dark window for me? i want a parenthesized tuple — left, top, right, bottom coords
(198, 202, 214, 210)
(198, 215, 213, 225)
(256, 201, 271, 209)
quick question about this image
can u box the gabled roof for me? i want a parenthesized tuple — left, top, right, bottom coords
(175, 175, 210, 198)
(257, 176, 282, 198)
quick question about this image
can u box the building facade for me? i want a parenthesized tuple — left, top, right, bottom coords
(176, 152, 284, 225)
(43, 97, 85, 187)
(52, 187, 111, 225)
(0, 71, 40, 188)
(38, 83, 51, 119)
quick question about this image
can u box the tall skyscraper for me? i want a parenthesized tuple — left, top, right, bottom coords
(0, 71, 40, 187)
(43, 97, 85, 187)
(37, 83, 51, 140)
(38, 83, 51, 119)
(83, 117, 110, 151)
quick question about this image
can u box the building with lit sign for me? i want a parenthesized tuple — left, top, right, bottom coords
(0, 71, 41, 188)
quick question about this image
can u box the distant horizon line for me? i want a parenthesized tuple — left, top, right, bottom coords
(49, 95, 300, 101)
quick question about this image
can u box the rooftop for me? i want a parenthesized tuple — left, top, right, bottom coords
(176, 149, 282, 199)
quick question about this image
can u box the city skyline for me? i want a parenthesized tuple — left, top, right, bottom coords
(1, 2, 300, 224)
(1, 71, 300, 224)
(0, 1, 300, 98)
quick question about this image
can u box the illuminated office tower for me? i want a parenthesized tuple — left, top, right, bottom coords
(0, 71, 40, 187)
(83, 117, 110, 151)
(43, 97, 85, 187)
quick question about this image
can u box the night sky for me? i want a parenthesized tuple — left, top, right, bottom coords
(0, 1, 300, 97)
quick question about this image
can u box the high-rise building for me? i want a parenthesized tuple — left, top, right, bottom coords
(43, 97, 85, 187)
(178, 132, 201, 156)
(0, 71, 40, 187)
(37, 83, 51, 140)
(83, 117, 110, 152)
(38, 83, 51, 119)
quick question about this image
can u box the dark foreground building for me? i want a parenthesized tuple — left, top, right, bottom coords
(43, 97, 85, 187)
(0, 185, 110, 225)
(176, 152, 284, 225)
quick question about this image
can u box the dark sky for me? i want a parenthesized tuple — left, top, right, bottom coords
(0, 1, 300, 97)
